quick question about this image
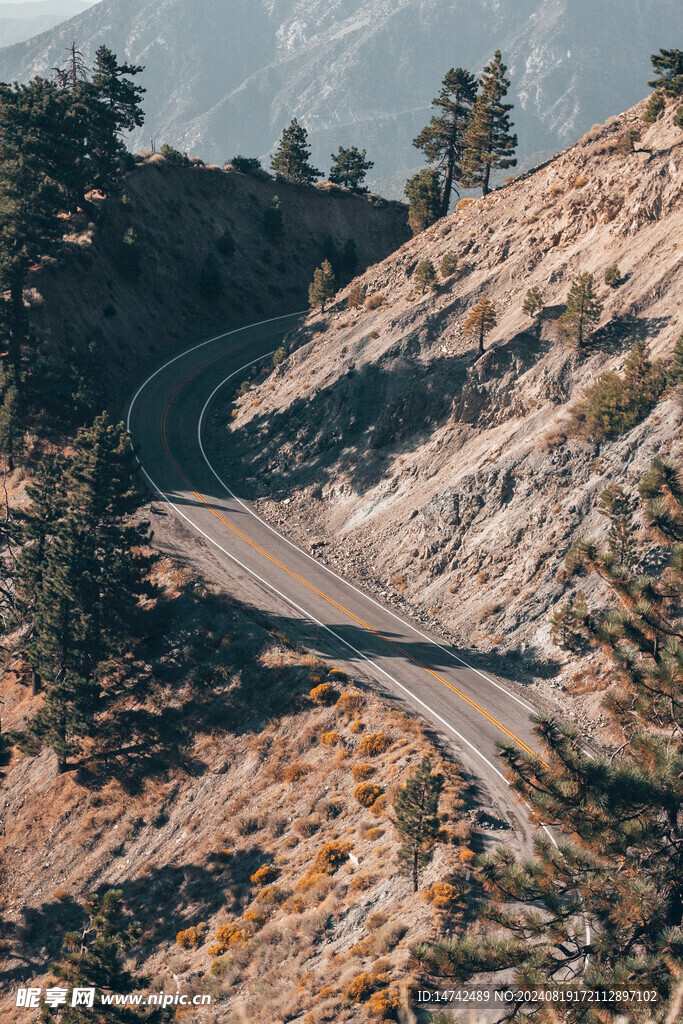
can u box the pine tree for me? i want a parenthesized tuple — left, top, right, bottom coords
(597, 483, 637, 568)
(463, 295, 497, 355)
(0, 79, 72, 364)
(44, 889, 173, 1022)
(404, 168, 442, 235)
(648, 48, 683, 98)
(522, 285, 544, 319)
(329, 146, 374, 193)
(271, 119, 321, 185)
(670, 332, 683, 386)
(26, 416, 156, 770)
(462, 51, 517, 196)
(414, 259, 437, 294)
(0, 380, 20, 471)
(413, 68, 478, 216)
(549, 593, 590, 651)
(392, 757, 444, 891)
(416, 458, 683, 1015)
(308, 260, 336, 312)
(556, 272, 602, 347)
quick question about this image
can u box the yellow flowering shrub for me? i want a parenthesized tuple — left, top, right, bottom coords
(321, 730, 339, 745)
(345, 972, 377, 1002)
(368, 988, 402, 1020)
(283, 761, 312, 783)
(352, 762, 375, 781)
(359, 732, 390, 756)
(310, 683, 337, 704)
(250, 863, 278, 886)
(354, 782, 383, 807)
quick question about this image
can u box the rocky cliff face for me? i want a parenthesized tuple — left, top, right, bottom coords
(0, 0, 679, 189)
(208, 99, 682, 724)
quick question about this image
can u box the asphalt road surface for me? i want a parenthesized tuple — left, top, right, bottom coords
(126, 312, 548, 852)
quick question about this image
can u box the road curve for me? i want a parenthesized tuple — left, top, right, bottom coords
(126, 312, 545, 849)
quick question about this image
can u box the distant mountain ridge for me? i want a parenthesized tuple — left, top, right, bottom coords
(0, 0, 680, 194)
(0, 0, 92, 47)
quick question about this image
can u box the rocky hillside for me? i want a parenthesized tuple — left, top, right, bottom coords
(208, 99, 682, 724)
(0, 559, 472, 1023)
(25, 155, 408, 404)
(0, 0, 679, 189)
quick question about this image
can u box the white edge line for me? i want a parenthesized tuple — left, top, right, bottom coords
(196, 360, 537, 716)
(132, 458, 511, 788)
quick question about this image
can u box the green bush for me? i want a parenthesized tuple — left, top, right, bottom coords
(160, 143, 190, 166)
(675, 106, 683, 129)
(414, 259, 437, 293)
(570, 341, 666, 441)
(604, 264, 621, 288)
(440, 252, 458, 277)
(273, 346, 287, 367)
(642, 92, 666, 123)
(229, 155, 262, 175)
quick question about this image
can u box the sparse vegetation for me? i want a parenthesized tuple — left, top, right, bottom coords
(555, 272, 602, 346)
(440, 252, 458, 277)
(604, 263, 621, 287)
(160, 142, 189, 166)
(570, 340, 666, 441)
(463, 294, 497, 355)
(414, 259, 437, 293)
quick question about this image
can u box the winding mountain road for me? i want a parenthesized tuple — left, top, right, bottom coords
(126, 312, 547, 850)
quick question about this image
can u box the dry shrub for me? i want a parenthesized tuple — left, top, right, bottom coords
(352, 762, 375, 781)
(456, 197, 476, 213)
(543, 429, 567, 451)
(573, 174, 588, 188)
(374, 921, 407, 953)
(370, 794, 388, 816)
(336, 691, 364, 714)
(310, 683, 338, 705)
(256, 885, 291, 907)
(321, 730, 339, 745)
(365, 294, 386, 310)
(283, 893, 307, 914)
(423, 881, 462, 910)
(390, 572, 407, 592)
(53, 888, 71, 902)
(243, 908, 268, 930)
(176, 923, 207, 948)
(328, 667, 348, 682)
(295, 815, 322, 838)
(284, 761, 313, 783)
(367, 911, 389, 931)
(346, 972, 378, 1002)
(313, 840, 353, 874)
(365, 827, 384, 842)
(236, 814, 260, 835)
(349, 720, 365, 734)
(355, 782, 383, 807)
(209, 922, 246, 955)
(350, 936, 374, 957)
(250, 864, 279, 886)
(359, 732, 391, 756)
(349, 873, 375, 891)
(368, 988, 402, 1020)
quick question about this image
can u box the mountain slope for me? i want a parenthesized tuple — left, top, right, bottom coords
(0, 0, 680, 190)
(206, 99, 682, 733)
(0, 0, 92, 47)
(23, 156, 409, 403)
